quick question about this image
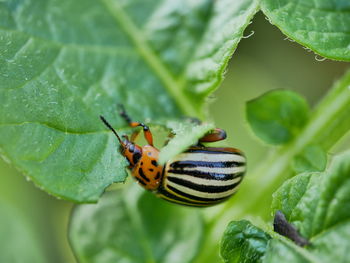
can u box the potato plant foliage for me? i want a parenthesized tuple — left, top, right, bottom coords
(0, 0, 350, 262)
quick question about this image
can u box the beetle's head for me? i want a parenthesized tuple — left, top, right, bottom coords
(100, 116, 142, 167)
(121, 139, 142, 167)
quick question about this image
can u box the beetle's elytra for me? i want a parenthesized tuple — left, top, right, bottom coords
(100, 106, 246, 207)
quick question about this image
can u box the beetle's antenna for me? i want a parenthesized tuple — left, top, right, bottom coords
(100, 116, 125, 147)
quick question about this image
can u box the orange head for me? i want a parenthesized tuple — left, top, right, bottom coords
(100, 116, 143, 168)
(120, 139, 143, 167)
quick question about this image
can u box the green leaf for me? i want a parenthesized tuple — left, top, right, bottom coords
(159, 120, 215, 164)
(292, 144, 327, 173)
(0, 0, 259, 202)
(261, 0, 350, 61)
(69, 187, 203, 263)
(266, 150, 350, 262)
(223, 70, 350, 218)
(220, 220, 271, 263)
(246, 90, 310, 145)
(219, 151, 350, 263)
(197, 70, 350, 263)
(262, 239, 313, 263)
(0, 202, 46, 263)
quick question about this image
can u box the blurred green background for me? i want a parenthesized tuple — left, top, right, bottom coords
(1, 12, 348, 262)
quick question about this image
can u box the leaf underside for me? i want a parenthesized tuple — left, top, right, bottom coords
(261, 0, 350, 61)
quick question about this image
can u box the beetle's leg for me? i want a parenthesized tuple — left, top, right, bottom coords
(185, 117, 226, 143)
(129, 122, 153, 146)
(118, 104, 154, 146)
(122, 134, 129, 141)
(199, 128, 227, 143)
(130, 130, 141, 142)
(122, 130, 140, 143)
(186, 117, 202, 125)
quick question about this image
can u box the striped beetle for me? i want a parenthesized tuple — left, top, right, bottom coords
(100, 107, 246, 207)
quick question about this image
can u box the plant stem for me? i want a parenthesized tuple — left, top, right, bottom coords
(194, 70, 350, 263)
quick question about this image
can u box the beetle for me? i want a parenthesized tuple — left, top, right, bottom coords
(100, 106, 246, 207)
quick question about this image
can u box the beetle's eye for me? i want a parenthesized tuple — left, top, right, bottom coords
(129, 144, 135, 153)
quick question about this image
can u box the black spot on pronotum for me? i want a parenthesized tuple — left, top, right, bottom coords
(138, 168, 150, 182)
(135, 177, 147, 186)
(151, 160, 158, 166)
(155, 172, 161, 180)
(133, 152, 141, 164)
(149, 168, 154, 172)
(273, 210, 310, 247)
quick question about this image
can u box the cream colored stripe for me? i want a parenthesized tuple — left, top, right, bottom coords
(166, 181, 239, 199)
(166, 173, 242, 186)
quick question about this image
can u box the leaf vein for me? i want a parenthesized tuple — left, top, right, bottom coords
(279, 238, 323, 263)
(6, 47, 62, 91)
(101, 0, 200, 117)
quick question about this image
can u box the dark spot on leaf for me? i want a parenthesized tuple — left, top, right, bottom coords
(273, 210, 310, 247)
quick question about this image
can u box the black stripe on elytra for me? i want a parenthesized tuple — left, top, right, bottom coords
(167, 169, 244, 181)
(157, 188, 205, 206)
(134, 176, 147, 186)
(138, 168, 150, 182)
(170, 160, 243, 169)
(166, 176, 241, 193)
(166, 185, 231, 202)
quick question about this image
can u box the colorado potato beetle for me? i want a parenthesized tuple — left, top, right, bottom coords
(100, 107, 246, 207)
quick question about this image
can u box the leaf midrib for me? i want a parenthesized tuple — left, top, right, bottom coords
(310, 217, 350, 242)
(278, 239, 322, 263)
(101, 0, 201, 118)
(3, 0, 202, 118)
